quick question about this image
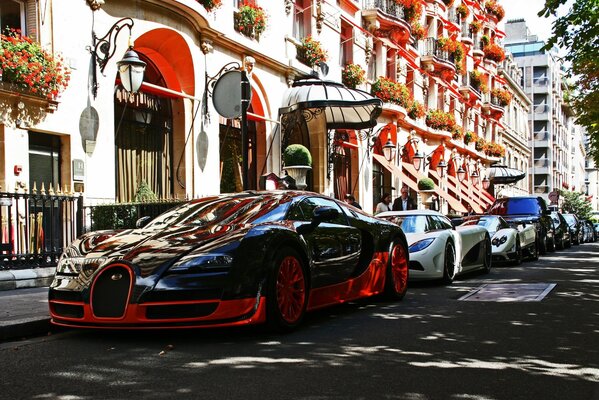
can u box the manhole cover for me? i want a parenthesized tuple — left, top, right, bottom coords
(458, 283, 556, 302)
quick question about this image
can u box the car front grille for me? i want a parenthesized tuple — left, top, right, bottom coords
(91, 265, 132, 318)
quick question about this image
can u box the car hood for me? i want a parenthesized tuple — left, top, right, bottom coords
(70, 222, 256, 277)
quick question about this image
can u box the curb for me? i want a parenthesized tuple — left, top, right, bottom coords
(0, 317, 52, 342)
(0, 267, 55, 291)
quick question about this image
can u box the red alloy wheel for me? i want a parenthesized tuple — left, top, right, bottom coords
(390, 244, 408, 294)
(276, 256, 306, 324)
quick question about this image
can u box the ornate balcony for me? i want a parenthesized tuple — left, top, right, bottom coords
(420, 38, 456, 76)
(362, 0, 412, 46)
(460, 22, 474, 45)
(473, 36, 485, 57)
(458, 74, 482, 103)
(482, 94, 505, 119)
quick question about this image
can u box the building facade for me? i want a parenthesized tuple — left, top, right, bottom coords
(0, 0, 521, 226)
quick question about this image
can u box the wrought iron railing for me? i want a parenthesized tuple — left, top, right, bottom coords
(0, 191, 82, 270)
(363, 0, 406, 20)
(421, 38, 455, 64)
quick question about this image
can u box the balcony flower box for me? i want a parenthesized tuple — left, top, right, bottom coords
(234, 1, 268, 40)
(0, 29, 70, 100)
(408, 100, 426, 120)
(483, 43, 506, 63)
(469, 20, 481, 34)
(491, 88, 512, 106)
(297, 36, 328, 68)
(485, 142, 506, 158)
(464, 131, 475, 145)
(342, 63, 366, 89)
(425, 109, 456, 132)
(371, 76, 412, 109)
(411, 22, 427, 41)
(484, 0, 505, 21)
(197, 0, 222, 12)
(396, 0, 423, 23)
(475, 136, 487, 152)
(456, 4, 469, 19)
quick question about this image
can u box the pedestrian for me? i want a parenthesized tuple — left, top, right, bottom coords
(344, 193, 362, 209)
(392, 185, 416, 211)
(375, 193, 392, 215)
(430, 194, 439, 211)
(466, 203, 475, 215)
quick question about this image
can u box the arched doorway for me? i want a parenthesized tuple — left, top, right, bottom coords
(114, 55, 174, 202)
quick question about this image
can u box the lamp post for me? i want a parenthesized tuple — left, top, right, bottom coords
(381, 133, 397, 162)
(89, 17, 146, 98)
(482, 176, 491, 190)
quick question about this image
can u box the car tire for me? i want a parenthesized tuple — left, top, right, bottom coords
(482, 235, 492, 274)
(529, 240, 539, 261)
(565, 237, 571, 248)
(384, 241, 409, 300)
(441, 241, 456, 285)
(513, 237, 522, 266)
(266, 247, 308, 332)
(538, 231, 548, 255)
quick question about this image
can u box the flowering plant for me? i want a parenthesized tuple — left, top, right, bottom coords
(484, 0, 505, 21)
(297, 36, 328, 67)
(491, 87, 512, 106)
(469, 20, 481, 34)
(475, 136, 487, 152)
(342, 63, 366, 89)
(371, 76, 412, 108)
(408, 100, 426, 119)
(0, 29, 70, 99)
(411, 22, 427, 41)
(464, 130, 475, 145)
(439, 37, 465, 73)
(197, 0, 222, 11)
(485, 142, 505, 157)
(425, 109, 456, 132)
(234, 1, 268, 40)
(483, 43, 505, 62)
(456, 4, 469, 18)
(451, 126, 464, 140)
(469, 70, 484, 89)
(396, 0, 423, 23)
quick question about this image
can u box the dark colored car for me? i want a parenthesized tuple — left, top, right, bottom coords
(49, 191, 409, 331)
(594, 223, 599, 238)
(550, 212, 571, 249)
(487, 196, 554, 254)
(562, 213, 583, 245)
(582, 220, 596, 243)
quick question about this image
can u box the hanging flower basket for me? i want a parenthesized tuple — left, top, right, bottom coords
(297, 36, 328, 68)
(371, 76, 412, 109)
(469, 70, 484, 90)
(483, 43, 506, 63)
(411, 22, 427, 41)
(475, 136, 487, 152)
(234, 1, 268, 40)
(491, 88, 512, 106)
(396, 0, 423, 24)
(342, 63, 366, 89)
(469, 20, 481, 34)
(0, 29, 70, 100)
(456, 4, 469, 19)
(408, 100, 426, 120)
(464, 131, 475, 145)
(484, 0, 505, 21)
(197, 0, 222, 12)
(485, 142, 506, 158)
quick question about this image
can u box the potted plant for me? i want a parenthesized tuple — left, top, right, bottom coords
(469, 20, 481, 35)
(0, 29, 70, 99)
(456, 4, 469, 19)
(464, 131, 475, 145)
(469, 70, 484, 90)
(475, 136, 486, 152)
(425, 109, 456, 132)
(234, 0, 268, 40)
(485, 0, 505, 21)
(408, 100, 426, 120)
(197, 0, 222, 12)
(483, 43, 506, 63)
(418, 177, 435, 191)
(283, 144, 312, 190)
(396, 0, 423, 23)
(491, 88, 512, 106)
(411, 22, 427, 41)
(342, 63, 366, 89)
(371, 77, 412, 109)
(297, 36, 328, 68)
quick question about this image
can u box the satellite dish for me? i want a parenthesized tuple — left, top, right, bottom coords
(212, 70, 252, 119)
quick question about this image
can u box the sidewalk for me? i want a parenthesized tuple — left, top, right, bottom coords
(0, 286, 51, 342)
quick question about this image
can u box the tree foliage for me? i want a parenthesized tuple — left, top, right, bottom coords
(539, 0, 599, 163)
(559, 190, 593, 220)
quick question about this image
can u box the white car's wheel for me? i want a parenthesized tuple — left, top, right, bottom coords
(441, 241, 456, 285)
(513, 237, 522, 266)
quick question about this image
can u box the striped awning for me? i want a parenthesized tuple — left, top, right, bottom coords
(279, 79, 383, 130)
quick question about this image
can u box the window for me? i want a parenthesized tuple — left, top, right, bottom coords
(386, 49, 396, 81)
(340, 21, 353, 66)
(293, 0, 311, 40)
(290, 197, 348, 225)
(0, 0, 25, 33)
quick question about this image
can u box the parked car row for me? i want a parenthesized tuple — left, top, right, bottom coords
(47, 192, 596, 332)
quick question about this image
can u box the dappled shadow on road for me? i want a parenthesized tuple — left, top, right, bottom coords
(4, 244, 599, 400)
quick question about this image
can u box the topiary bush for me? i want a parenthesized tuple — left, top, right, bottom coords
(418, 177, 435, 191)
(134, 180, 158, 202)
(283, 144, 312, 166)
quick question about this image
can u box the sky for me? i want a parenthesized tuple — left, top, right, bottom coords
(500, 0, 554, 41)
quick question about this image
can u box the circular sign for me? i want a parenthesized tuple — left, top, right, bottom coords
(548, 190, 559, 203)
(212, 70, 252, 119)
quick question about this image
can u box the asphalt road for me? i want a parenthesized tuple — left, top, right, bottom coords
(1, 243, 598, 400)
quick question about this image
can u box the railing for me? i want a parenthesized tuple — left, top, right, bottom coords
(490, 95, 505, 109)
(460, 73, 481, 97)
(474, 37, 485, 52)
(0, 191, 82, 270)
(448, 8, 461, 25)
(460, 22, 474, 40)
(362, 0, 406, 20)
(421, 38, 455, 64)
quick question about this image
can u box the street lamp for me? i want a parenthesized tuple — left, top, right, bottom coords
(471, 170, 480, 186)
(89, 17, 146, 98)
(381, 133, 397, 162)
(482, 176, 491, 190)
(412, 148, 447, 177)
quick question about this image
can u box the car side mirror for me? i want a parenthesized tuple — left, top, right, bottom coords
(313, 206, 339, 224)
(136, 216, 152, 228)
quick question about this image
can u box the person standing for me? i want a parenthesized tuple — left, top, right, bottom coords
(392, 186, 416, 211)
(344, 194, 362, 209)
(375, 193, 392, 215)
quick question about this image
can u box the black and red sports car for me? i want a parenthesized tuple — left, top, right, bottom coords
(49, 191, 409, 330)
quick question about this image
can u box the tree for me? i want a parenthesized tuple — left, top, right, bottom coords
(539, 1, 599, 163)
(560, 190, 593, 220)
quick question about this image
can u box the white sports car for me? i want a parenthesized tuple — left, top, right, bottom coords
(378, 210, 491, 284)
(460, 215, 538, 264)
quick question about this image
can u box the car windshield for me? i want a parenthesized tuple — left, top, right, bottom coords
(144, 194, 291, 229)
(488, 198, 542, 215)
(562, 214, 577, 225)
(392, 215, 429, 234)
(462, 216, 500, 232)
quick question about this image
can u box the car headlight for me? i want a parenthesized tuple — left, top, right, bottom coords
(56, 256, 106, 276)
(169, 253, 234, 273)
(408, 238, 435, 253)
(492, 236, 508, 246)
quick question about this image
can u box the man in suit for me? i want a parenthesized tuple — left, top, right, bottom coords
(393, 185, 417, 211)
